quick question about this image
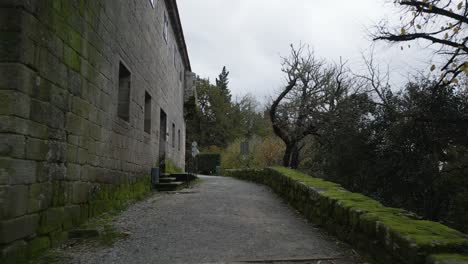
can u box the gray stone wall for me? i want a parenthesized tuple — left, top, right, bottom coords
(0, 0, 190, 261)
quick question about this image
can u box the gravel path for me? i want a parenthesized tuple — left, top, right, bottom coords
(53, 176, 363, 264)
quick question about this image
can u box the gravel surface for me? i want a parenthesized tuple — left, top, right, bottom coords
(49, 176, 364, 264)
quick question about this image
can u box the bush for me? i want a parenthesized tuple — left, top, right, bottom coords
(164, 160, 183, 174)
(220, 137, 284, 169)
(197, 153, 221, 175)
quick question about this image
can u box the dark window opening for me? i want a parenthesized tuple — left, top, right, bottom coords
(172, 123, 175, 148)
(144, 92, 152, 134)
(178, 129, 181, 151)
(118, 62, 131, 121)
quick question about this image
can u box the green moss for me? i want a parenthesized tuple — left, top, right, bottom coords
(78, 212, 129, 246)
(429, 253, 468, 263)
(64, 46, 81, 72)
(49, 230, 68, 248)
(67, 29, 82, 53)
(164, 160, 183, 174)
(230, 167, 468, 262)
(28, 237, 50, 258)
(362, 211, 468, 251)
(271, 167, 341, 190)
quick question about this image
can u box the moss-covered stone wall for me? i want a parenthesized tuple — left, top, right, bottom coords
(225, 167, 468, 264)
(0, 0, 189, 262)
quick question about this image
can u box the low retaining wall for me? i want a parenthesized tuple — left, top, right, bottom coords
(0, 175, 151, 263)
(225, 167, 468, 264)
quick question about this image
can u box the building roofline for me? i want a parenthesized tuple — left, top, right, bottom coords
(165, 0, 191, 72)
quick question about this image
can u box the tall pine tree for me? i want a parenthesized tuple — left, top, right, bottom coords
(215, 66, 231, 100)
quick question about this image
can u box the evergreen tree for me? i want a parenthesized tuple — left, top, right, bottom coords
(216, 66, 229, 90)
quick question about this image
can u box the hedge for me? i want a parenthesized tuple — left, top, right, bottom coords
(224, 167, 468, 264)
(197, 153, 221, 175)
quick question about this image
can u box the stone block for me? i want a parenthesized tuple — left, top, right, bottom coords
(49, 84, 69, 111)
(72, 182, 89, 204)
(0, 240, 28, 264)
(0, 134, 25, 158)
(77, 147, 89, 164)
(30, 99, 65, 129)
(36, 47, 67, 89)
(0, 8, 22, 32)
(0, 31, 22, 63)
(28, 183, 52, 214)
(65, 112, 85, 136)
(27, 236, 50, 258)
(66, 144, 78, 163)
(66, 163, 81, 181)
(49, 230, 68, 247)
(67, 28, 83, 53)
(38, 207, 65, 234)
(71, 95, 91, 119)
(88, 122, 102, 141)
(0, 116, 48, 139)
(81, 165, 97, 182)
(0, 214, 39, 244)
(46, 141, 66, 162)
(64, 45, 81, 72)
(0, 185, 28, 220)
(0, 63, 37, 95)
(67, 68, 82, 96)
(25, 137, 49, 161)
(33, 79, 69, 111)
(45, 162, 66, 181)
(51, 181, 72, 207)
(48, 128, 67, 141)
(0, 158, 37, 185)
(0, 90, 30, 118)
(64, 205, 82, 226)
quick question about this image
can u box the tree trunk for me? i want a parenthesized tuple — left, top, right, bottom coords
(283, 144, 293, 167)
(290, 145, 300, 169)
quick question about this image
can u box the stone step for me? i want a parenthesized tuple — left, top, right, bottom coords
(155, 182, 186, 191)
(171, 173, 197, 182)
(159, 177, 177, 183)
(159, 173, 172, 178)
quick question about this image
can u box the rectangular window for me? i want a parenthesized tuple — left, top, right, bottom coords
(163, 13, 169, 43)
(144, 92, 151, 134)
(178, 129, 181, 151)
(118, 62, 131, 122)
(172, 123, 175, 148)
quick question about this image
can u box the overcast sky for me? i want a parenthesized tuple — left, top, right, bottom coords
(178, 0, 433, 104)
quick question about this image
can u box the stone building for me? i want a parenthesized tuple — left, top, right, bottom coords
(0, 0, 194, 261)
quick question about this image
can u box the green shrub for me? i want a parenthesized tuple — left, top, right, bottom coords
(197, 153, 221, 175)
(163, 160, 183, 174)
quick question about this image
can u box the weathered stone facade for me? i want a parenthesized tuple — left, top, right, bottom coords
(0, 0, 193, 261)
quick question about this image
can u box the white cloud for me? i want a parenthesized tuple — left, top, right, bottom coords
(178, 0, 432, 104)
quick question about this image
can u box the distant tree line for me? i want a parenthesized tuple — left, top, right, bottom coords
(184, 66, 273, 155)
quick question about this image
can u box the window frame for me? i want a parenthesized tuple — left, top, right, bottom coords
(117, 62, 131, 122)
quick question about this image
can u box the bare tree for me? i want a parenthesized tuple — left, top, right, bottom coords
(354, 46, 392, 107)
(270, 44, 352, 168)
(373, 0, 467, 86)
